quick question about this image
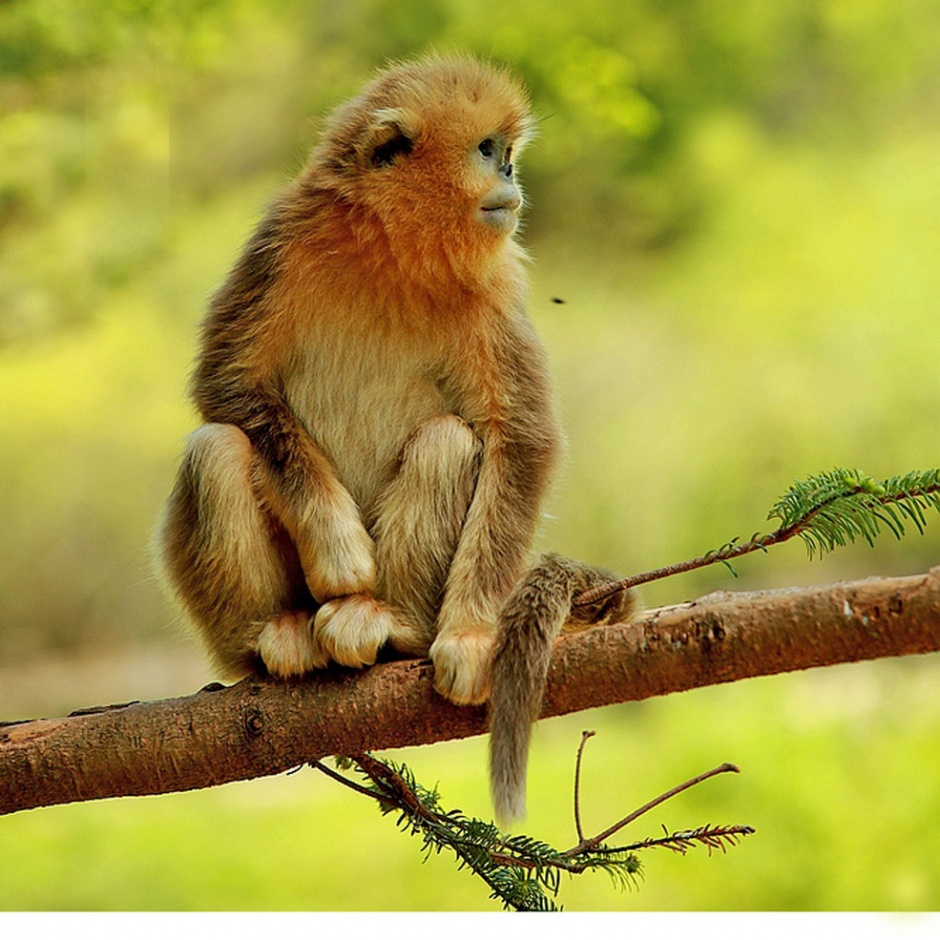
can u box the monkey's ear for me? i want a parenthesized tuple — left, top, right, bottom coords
(364, 108, 416, 169)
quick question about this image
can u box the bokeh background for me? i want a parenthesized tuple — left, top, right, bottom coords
(1, 0, 939, 911)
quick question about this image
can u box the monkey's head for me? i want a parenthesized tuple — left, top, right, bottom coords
(309, 55, 536, 282)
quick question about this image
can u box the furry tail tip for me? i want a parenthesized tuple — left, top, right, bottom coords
(489, 713, 532, 826)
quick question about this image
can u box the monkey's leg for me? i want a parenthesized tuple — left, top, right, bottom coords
(157, 423, 326, 678)
(369, 415, 483, 660)
(429, 408, 559, 707)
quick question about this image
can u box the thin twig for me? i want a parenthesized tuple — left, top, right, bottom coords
(564, 762, 740, 857)
(572, 476, 940, 607)
(572, 527, 791, 607)
(574, 730, 595, 843)
(355, 752, 434, 817)
(310, 758, 386, 802)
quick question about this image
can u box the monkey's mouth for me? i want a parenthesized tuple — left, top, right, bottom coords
(479, 204, 519, 233)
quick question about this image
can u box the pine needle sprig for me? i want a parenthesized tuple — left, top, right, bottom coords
(770, 468, 898, 557)
(609, 823, 757, 857)
(314, 753, 576, 910)
(312, 750, 751, 911)
(573, 467, 940, 607)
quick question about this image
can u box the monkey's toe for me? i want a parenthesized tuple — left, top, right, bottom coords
(430, 626, 494, 705)
(314, 594, 393, 668)
(258, 611, 328, 677)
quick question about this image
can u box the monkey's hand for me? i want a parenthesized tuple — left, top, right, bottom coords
(429, 623, 495, 705)
(313, 594, 395, 668)
(295, 496, 378, 602)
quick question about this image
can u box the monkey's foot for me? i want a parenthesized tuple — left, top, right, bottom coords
(258, 611, 328, 677)
(313, 594, 393, 668)
(429, 625, 494, 705)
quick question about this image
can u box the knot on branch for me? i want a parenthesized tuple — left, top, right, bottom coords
(243, 708, 265, 739)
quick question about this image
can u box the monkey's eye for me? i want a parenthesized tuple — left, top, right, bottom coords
(478, 138, 496, 159)
(504, 144, 513, 163)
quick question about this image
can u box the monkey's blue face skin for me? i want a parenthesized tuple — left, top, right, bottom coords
(478, 182, 521, 233)
(475, 136, 522, 234)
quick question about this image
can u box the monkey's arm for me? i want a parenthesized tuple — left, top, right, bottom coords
(192, 354, 376, 606)
(431, 318, 561, 704)
(236, 390, 377, 602)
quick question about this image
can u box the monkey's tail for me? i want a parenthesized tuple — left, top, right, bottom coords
(488, 553, 588, 826)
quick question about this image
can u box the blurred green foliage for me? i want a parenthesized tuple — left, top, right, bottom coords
(0, 0, 938, 912)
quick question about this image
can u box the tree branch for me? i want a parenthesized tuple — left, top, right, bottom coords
(2, 567, 939, 816)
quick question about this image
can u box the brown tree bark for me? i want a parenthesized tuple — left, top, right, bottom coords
(2, 567, 938, 817)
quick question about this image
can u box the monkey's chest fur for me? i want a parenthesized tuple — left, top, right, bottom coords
(284, 329, 453, 529)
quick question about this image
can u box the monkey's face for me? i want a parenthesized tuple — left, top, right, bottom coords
(315, 57, 535, 271)
(354, 110, 530, 246)
(354, 119, 526, 236)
